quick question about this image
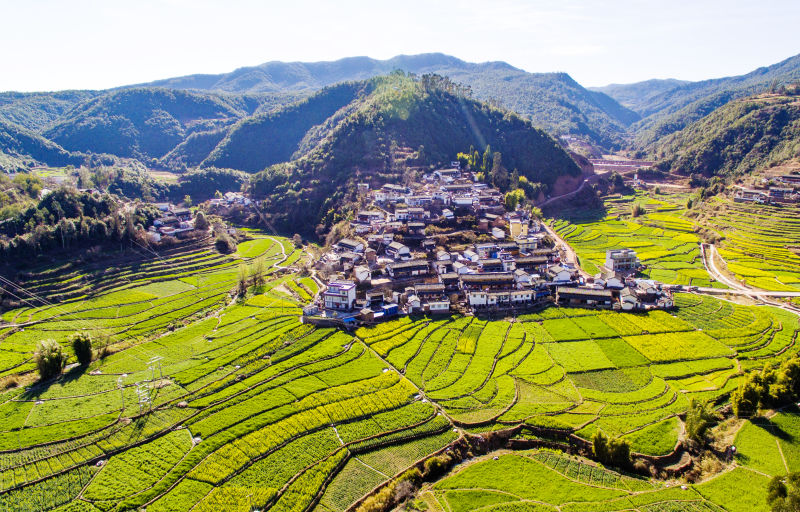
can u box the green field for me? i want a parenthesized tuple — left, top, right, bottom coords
(0, 228, 798, 510)
(422, 449, 771, 512)
(702, 196, 800, 291)
(552, 194, 725, 288)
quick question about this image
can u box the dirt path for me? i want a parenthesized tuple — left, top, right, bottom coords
(540, 222, 592, 279)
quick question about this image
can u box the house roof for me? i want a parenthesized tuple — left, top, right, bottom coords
(388, 241, 408, 250)
(415, 283, 445, 292)
(479, 258, 503, 266)
(439, 273, 460, 282)
(337, 238, 361, 249)
(388, 260, 429, 271)
(515, 256, 549, 265)
(461, 273, 515, 284)
(557, 287, 613, 299)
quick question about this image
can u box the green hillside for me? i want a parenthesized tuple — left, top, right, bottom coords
(248, 73, 582, 234)
(201, 81, 365, 171)
(651, 91, 800, 176)
(0, 119, 82, 171)
(43, 89, 270, 161)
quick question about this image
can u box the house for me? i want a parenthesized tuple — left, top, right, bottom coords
(734, 188, 769, 203)
(323, 281, 357, 310)
(514, 256, 549, 273)
(433, 260, 453, 275)
(394, 209, 410, 221)
(460, 273, 515, 291)
(340, 252, 362, 267)
(408, 207, 426, 221)
(406, 195, 433, 207)
(365, 248, 377, 263)
(357, 210, 385, 224)
(620, 287, 638, 311)
(441, 208, 454, 220)
(407, 294, 422, 312)
(438, 273, 460, 292)
(357, 183, 370, 193)
(435, 168, 461, 180)
(769, 187, 796, 202)
(462, 249, 479, 262)
(386, 241, 410, 260)
(491, 227, 505, 240)
(546, 265, 575, 284)
(605, 249, 638, 272)
(475, 243, 497, 259)
(387, 260, 430, 279)
(426, 300, 451, 314)
(353, 265, 371, 283)
(421, 238, 437, 252)
(415, 283, 445, 300)
(453, 196, 475, 208)
(452, 261, 470, 275)
(407, 222, 426, 235)
(336, 238, 365, 254)
(436, 251, 451, 261)
(514, 269, 532, 286)
(556, 287, 614, 308)
(173, 208, 192, 222)
(478, 258, 505, 273)
(516, 235, 540, 252)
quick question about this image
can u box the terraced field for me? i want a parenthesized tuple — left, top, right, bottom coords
(421, 449, 771, 512)
(357, 294, 798, 452)
(0, 231, 798, 510)
(702, 196, 800, 291)
(552, 195, 723, 288)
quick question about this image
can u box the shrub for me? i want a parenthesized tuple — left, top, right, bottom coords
(423, 454, 451, 478)
(592, 431, 631, 468)
(69, 332, 93, 366)
(293, 233, 303, 248)
(194, 211, 209, 231)
(685, 399, 718, 443)
(215, 233, 236, 253)
(35, 339, 65, 380)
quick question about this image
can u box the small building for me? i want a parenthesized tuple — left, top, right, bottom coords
(546, 265, 575, 284)
(387, 260, 430, 279)
(556, 287, 614, 308)
(441, 208, 454, 220)
(439, 273, 460, 292)
(323, 281, 357, 311)
(336, 238, 365, 254)
(605, 249, 638, 273)
(426, 300, 451, 314)
(478, 258, 505, 273)
(460, 273, 516, 291)
(357, 210, 385, 223)
(386, 241, 411, 260)
(353, 265, 371, 283)
(415, 283, 446, 300)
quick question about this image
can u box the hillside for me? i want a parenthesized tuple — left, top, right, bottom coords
(200, 82, 365, 171)
(629, 53, 800, 147)
(0, 119, 82, 171)
(41, 89, 289, 162)
(590, 78, 690, 113)
(248, 73, 582, 234)
(135, 53, 639, 147)
(651, 91, 800, 176)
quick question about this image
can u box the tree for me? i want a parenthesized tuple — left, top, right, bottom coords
(183, 194, 192, 207)
(531, 207, 543, 220)
(194, 211, 209, 231)
(35, 339, 65, 380)
(685, 399, 717, 443)
(214, 190, 223, 199)
(732, 375, 762, 418)
(490, 152, 509, 191)
(767, 472, 800, 511)
(504, 189, 525, 211)
(237, 264, 249, 296)
(482, 145, 492, 171)
(592, 431, 609, 462)
(293, 233, 303, 248)
(70, 332, 93, 366)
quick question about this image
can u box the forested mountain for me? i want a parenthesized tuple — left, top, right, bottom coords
(0, 119, 82, 171)
(0, 90, 99, 132)
(42, 89, 266, 161)
(134, 53, 640, 147)
(248, 73, 582, 234)
(651, 91, 800, 177)
(590, 79, 689, 113)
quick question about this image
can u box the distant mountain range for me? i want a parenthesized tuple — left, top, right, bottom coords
(0, 52, 799, 176)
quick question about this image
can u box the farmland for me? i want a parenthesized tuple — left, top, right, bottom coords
(552, 194, 724, 288)
(700, 197, 800, 291)
(0, 230, 798, 510)
(421, 449, 771, 512)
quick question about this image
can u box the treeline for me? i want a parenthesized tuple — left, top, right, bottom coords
(731, 356, 800, 417)
(0, 187, 161, 261)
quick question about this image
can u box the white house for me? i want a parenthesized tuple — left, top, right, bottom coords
(386, 241, 410, 260)
(323, 281, 357, 310)
(353, 265, 371, 283)
(427, 301, 450, 314)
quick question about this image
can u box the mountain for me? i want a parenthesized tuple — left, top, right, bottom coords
(625, 53, 800, 148)
(247, 73, 583, 234)
(651, 90, 800, 177)
(134, 53, 639, 147)
(0, 90, 99, 132)
(591, 79, 690, 113)
(0, 119, 82, 171)
(42, 88, 269, 161)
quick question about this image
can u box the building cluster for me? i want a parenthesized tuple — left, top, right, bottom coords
(148, 203, 195, 241)
(735, 176, 800, 204)
(304, 169, 672, 325)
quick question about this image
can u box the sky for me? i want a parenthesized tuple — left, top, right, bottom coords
(2, 0, 800, 92)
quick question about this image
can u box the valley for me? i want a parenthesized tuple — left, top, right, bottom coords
(1, 48, 800, 512)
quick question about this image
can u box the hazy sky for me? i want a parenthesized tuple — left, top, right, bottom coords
(3, 0, 799, 92)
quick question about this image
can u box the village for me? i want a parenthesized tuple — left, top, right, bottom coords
(302, 164, 673, 326)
